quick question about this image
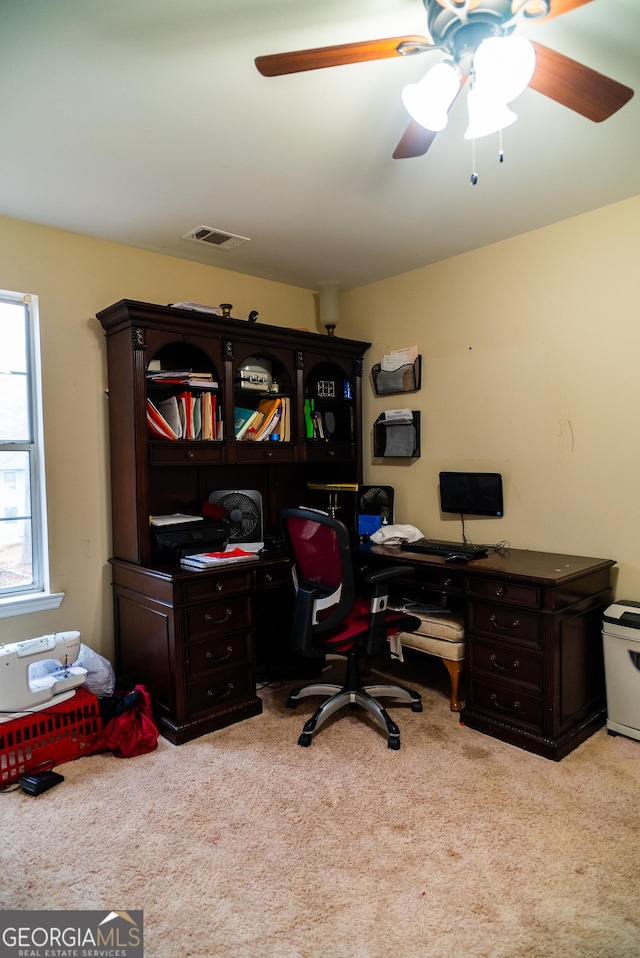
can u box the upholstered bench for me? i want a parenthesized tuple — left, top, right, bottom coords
(393, 612, 465, 712)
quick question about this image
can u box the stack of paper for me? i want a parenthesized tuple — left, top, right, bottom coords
(180, 547, 260, 570)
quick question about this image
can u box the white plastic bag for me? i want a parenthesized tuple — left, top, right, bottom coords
(74, 643, 116, 697)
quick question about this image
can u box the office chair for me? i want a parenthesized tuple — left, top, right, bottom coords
(280, 506, 423, 749)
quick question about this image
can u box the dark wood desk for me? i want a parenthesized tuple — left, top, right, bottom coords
(110, 553, 293, 745)
(361, 544, 615, 760)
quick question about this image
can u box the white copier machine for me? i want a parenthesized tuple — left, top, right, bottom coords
(602, 600, 640, 742)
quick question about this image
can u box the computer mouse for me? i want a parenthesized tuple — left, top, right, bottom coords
(445, 553, 469, 563)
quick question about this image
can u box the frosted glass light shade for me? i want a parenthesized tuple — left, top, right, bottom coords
(464, 87, 517, 140)
(401, 62, 460, 132)
(473, 35, 536, 103)
(318, 283, 340, 333)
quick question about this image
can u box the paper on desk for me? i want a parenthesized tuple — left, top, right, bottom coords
(150, 514, 204, 526)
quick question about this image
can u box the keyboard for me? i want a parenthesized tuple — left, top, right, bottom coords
(400, 538, 488, 560)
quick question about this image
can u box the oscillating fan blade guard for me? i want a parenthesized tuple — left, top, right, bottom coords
(255, 35, 432, 76)
(530, 43, 634, 122)
(358, 485, 394, 523)
(208, 490, 263, 542)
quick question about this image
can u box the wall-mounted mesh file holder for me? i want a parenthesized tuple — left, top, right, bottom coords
(373, 411, 421, 459)
(371, 355, 421, 396)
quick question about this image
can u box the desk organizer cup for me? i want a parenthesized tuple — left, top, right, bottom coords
(371, 355, 421, 396)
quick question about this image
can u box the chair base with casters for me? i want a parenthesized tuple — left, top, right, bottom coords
(287, 647, 423, 750)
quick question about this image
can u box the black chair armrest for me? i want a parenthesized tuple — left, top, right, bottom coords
(364, 565, 414, 593)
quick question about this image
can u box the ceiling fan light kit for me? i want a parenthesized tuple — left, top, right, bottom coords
(255, 0, 634, 165)
(402, 61, 460, 131)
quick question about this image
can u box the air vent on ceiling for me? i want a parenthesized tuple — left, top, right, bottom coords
(182, 226, 250, 251)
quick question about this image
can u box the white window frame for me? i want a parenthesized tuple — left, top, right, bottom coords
(0, 290, 63, 617)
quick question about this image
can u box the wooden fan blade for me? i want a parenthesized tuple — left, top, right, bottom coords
(393, 75, 467, 159)
(393, 121, 438, 159)
(530, 43, 634, 121)
(534, 0, 594, 24)
(255, 35, 431, 77)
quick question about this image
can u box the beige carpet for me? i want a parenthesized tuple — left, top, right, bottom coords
(2, 657, 640, 958)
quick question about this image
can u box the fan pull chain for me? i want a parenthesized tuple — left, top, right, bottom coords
(470, 138, 478, 186)
(498, 129, 504, 164)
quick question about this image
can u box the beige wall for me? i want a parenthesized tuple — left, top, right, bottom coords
(0, 216, 318, 654)
(1, 196, 638, 657)
(344, 194, 640, 600)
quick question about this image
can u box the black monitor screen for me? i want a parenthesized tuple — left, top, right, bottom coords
(439, 472, 504, 517)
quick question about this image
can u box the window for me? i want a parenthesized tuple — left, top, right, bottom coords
(0, 290, 63, 616)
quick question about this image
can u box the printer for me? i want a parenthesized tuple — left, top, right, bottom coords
(152, 519, 229, 561)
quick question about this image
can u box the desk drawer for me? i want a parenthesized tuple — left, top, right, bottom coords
(305, 442, 353, 462)
(467, 577, 541, 609)
(470, 640, 543, 692)
(253, 565, 292, 590)
(187, 664, 254, 718)
(468, 600, 543, 649)
(185, 596, 251, 641)
(182, 571, 251, 602)
(149, 440, 224, 466)
(235, 441, 295, 463)
(186, 633, 251, 680)
(468, 678, 543, 733)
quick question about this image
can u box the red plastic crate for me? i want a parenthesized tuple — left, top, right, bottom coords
(0, 686, 103, 784)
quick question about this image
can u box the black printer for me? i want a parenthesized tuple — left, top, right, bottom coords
(152, 519, 229, 562)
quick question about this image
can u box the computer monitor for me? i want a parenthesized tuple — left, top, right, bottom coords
(439, 472, 504, 518)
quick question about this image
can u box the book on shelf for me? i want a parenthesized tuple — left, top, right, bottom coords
(180, 547, 260, 570)
(147, 368, 219, 389)
(148, 394, 220, 441)
(252, 397, 282, 441)
(279, 396, 291, 441)
(147, 399, 179, 440)
(157, 396, 183, 439)
(234, 406, 264, 440)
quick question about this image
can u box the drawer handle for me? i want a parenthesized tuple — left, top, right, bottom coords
(490, 693, 520, 712)
(489, 614, 520, 631)
(206, 645, 233, 663)
(489, 653, 520, 672)
(443, 578, 452, 587)
(328, 449, 335, 456)
(186, 450, 195, 460)
(264, 573, 273, 583)
(207, 682, 234, 700)
(495, 587, 505, 597)
(204, 608, 233, 625)
(215, 582, 223, 592)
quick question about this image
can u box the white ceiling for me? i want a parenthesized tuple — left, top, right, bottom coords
(1, 0, 639, 291)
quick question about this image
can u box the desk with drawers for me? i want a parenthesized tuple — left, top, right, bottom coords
(362, 544, 615, 760)
(110, 553, 293, 745)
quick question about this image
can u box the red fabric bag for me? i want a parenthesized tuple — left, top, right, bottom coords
(89, 685, 159, 758)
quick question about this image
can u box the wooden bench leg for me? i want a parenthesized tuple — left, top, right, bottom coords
(442, 659, 464, 712)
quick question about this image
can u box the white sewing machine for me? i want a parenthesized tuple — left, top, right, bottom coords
(0, 631, 87, 723)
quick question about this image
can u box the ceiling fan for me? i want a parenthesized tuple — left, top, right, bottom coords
(255, 0, 634, 159)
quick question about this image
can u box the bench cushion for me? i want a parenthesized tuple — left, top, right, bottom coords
(397, 612, 465, 662)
